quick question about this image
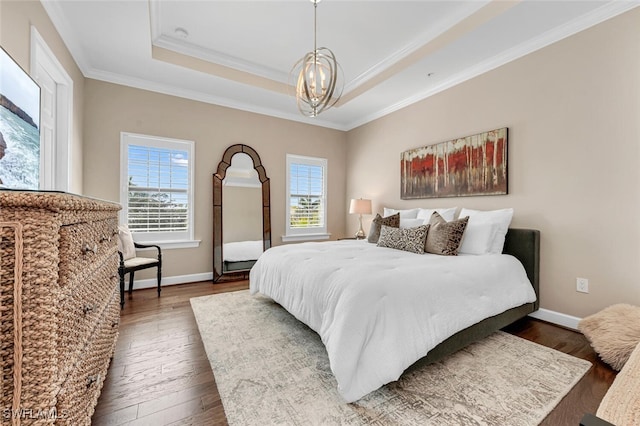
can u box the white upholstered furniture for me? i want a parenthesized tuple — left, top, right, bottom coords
(116, 225, 162, 308)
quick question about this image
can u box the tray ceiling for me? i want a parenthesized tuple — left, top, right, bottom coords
(42, 1, 638, 130)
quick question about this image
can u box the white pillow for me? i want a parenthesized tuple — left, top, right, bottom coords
(399, 218, 426, 229)
(459, 208, 514, 254)
(416, 207, 457, 222)
(383, 207, 419, 219)
(117, 225, 137, 260)
(458, 220, 499, 255)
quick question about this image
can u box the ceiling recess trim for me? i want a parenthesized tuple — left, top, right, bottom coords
(148, 0, 289, 84)
(42, 0, 640, 132)
(152, 46, 290, 96)
(342, 0, 491, 95)
(345, 0, 640, 131)
(338, 0, 521, 106)
(152, 35, 290, 84)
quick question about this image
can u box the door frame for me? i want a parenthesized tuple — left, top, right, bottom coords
(30, 26, 73, 191)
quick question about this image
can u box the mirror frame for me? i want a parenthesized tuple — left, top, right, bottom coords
(213, 144, 271, 282)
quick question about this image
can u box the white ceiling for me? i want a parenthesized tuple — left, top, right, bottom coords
(42, 0, 639, 131)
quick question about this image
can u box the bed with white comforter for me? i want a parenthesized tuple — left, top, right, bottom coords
(249, 239, 537, 403)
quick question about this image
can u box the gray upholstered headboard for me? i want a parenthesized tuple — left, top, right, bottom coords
(503, 228, 540, 310)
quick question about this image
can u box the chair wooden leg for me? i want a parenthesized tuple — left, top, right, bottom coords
(128, 271, 135, 294)
(157, 267, 161, 297)
(119, 271, 125, 309)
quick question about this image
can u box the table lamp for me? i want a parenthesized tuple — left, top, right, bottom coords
(349, 198, 372, 239)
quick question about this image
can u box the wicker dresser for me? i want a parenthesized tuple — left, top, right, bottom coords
(0, 191, 121, 425)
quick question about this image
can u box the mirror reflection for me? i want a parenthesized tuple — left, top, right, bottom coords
(222, 153, 263, 273)
(213, 144, 270, 283)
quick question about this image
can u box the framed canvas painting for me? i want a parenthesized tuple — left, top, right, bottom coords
(0, 46, 41, 189)
(401, 128, 508, 199)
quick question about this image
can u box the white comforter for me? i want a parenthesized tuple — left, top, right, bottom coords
(249, 240, 536, 402)
(223, 240, 263, 262)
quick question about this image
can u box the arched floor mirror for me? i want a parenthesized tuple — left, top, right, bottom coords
(213, 144, 271, 282)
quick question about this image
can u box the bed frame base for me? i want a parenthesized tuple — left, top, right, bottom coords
(411, 302, 535, 370)
(411, 228, 541, 370)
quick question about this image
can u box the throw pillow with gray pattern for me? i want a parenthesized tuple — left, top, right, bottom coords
(425, 212, 469, 256)
(377, 224, 429, 254)
(367, 213, 400, 243)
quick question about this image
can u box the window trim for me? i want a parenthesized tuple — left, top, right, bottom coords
(120, 132, 200, 249)
(284, 154, 330, 241)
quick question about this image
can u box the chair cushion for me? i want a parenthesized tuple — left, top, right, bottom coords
(124, 257, 159, 268)
(117, 225, 137, 260)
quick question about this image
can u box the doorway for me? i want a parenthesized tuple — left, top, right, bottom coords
(30, 26, 72, 191)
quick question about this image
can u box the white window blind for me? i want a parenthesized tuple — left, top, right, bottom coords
(127, 145, 188, 232)
(120, 133, 196, 246)
(286, 154, 328, 238)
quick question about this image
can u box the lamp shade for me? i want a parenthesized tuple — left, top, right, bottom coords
(349, 198, 372, 215)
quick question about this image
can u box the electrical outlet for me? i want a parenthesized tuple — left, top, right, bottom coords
(576, 277, 589, 293)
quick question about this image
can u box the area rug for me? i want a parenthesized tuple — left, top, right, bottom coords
(190, 290, 591, 425)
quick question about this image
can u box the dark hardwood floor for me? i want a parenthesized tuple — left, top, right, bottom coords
(92, 281, 616, 425)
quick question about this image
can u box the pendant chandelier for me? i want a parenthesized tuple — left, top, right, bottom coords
(290, 0, 343, 117)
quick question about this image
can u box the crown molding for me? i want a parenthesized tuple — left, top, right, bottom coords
(40, 0, 92, 76)
(82, 67, 349, 131)
(344, 1, 640, 131)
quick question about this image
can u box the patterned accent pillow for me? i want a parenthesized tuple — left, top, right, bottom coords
(367, 213, 400, 243)
(377, 224, 429, 254)
(425, 212, 469, 256)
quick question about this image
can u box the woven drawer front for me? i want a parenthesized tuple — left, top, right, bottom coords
(58, 218, 118, 289)
(0, 226, 18, 411)
(57, 254, 118, 380)
(57, 290, 119, 426)
(1, 219, 61, 422)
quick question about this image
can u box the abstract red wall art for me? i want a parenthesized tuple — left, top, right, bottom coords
(401, 128, 508, 199)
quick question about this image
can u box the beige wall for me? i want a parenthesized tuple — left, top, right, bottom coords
(346, 8, 640, 318)
(6, 0, 638, 318)
(223, 185, 262, 243)
(0, 0, 85, 192)
(83, 79, 347, 279)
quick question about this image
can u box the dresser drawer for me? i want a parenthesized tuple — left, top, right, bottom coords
(58, 218, 119, 289)
(57, 254, 119, 380)
(0, 191, 121, 426)
(57, 289, 120, 425)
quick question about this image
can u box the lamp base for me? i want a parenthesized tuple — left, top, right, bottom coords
(355, 215, 366, 239)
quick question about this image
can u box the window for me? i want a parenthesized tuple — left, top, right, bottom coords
(120, 132, 199, 249)
(284, 154, 329, 241)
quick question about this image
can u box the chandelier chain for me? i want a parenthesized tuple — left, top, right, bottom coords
(313, 0, 317, 84)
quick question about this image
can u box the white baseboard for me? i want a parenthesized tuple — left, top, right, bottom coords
(528, 308, 581, 330)
(129, 272, 214, 290)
